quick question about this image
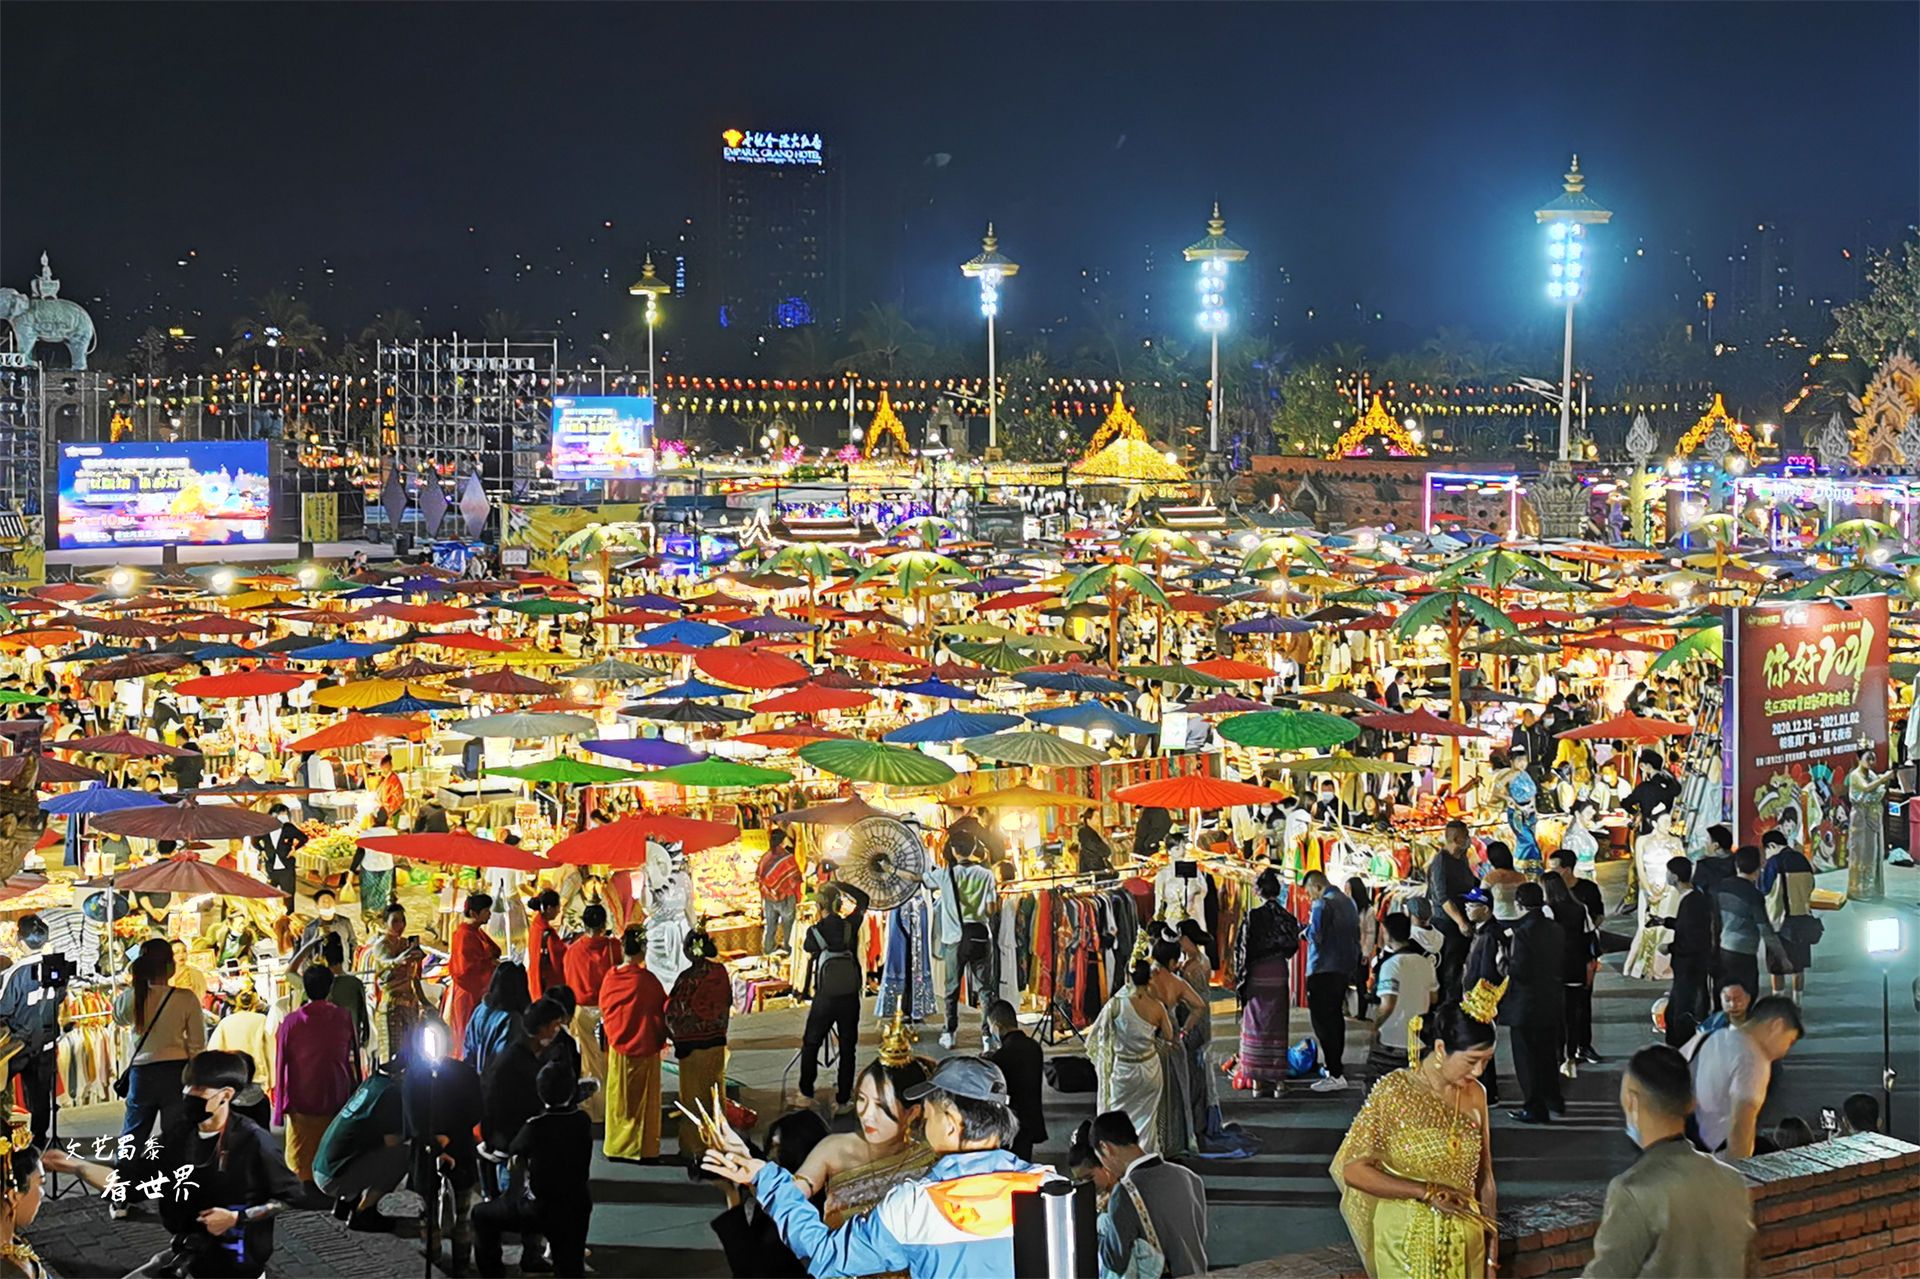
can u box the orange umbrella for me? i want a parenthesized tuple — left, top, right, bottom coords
(977, 590, 1060, 612)
(31, 583, 99, 604)
(1112, 775, 1285, 810)
(1556, 713, 1692, 741)
(0, 627, 81, 650)
(286, 715, 431, 751)
(694, 647, 809, 690)
(1188, 658, 1279, 681)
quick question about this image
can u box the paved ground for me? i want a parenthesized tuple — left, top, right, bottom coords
(39, 862, 1919, 1276)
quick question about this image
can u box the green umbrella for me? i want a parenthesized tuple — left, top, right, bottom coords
(638, 759, 795, 788)
(798, 739, 958, 786)
(1470, 636, 1558, 656)
(1648, 624, 1724, 673)
(1006, 633, 1094, 654)
(1282, 754, 1415, 775)
(500, 598, 594, 616)
(1217, 710, 1361, 751)
(487, 758, 650, 784)
(960, 731, 1109, 768)
(947, 641, 1038, 673)
(0, 691, 54, 705)
(849, 551, 976, 594)
(1121, 664, 1232, 688)
(1062, 563, 1169, 610)
(1238, 533, 1328, 575)
(1323, 587, 1403, 604)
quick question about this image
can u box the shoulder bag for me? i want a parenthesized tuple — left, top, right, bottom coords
(1110, 1177, 1170, 1279)
(114, 987, 175, 1099)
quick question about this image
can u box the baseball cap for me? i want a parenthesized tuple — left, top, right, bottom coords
(1462, 887, 1491, 905)
(901, 1056, 1010, 1105)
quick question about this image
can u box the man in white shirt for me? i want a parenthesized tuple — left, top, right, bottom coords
(930, 843, 999, 1050)
(1690, 994, 1802, 1159)
(1362, 912, 1436, 1087)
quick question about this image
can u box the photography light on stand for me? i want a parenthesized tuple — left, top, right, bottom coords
(1864, 914, 1904, 1136)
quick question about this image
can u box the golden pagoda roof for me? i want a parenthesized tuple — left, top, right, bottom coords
(1328, 394, 1426, 459)
(1072, 436, 1190, 490)
(1673, 393, 1759, 462)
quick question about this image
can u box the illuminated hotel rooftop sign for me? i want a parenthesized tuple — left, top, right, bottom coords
(722, 129, 824, 166)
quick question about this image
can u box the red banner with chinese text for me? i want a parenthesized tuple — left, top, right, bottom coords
(1729, 595, 1889, 866)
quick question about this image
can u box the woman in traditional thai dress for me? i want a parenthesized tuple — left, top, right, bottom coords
(1089, 956, 1183, 1155)
(1233, 868, 1300, 1097)
(1330, 998, 1500, 1279)
(1846, 746, 1898, 902)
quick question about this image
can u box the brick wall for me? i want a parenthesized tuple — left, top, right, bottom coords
(1222, 1132, 1919, 1279)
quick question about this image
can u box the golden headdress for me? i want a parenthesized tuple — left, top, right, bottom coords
(1462, 976, 1509, 1025)
(878, 1007, 917, 1068)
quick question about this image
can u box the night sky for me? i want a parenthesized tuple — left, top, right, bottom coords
(4, 2, 1916, 357)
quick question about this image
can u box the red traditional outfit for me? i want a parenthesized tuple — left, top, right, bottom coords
(445, 919, 501, 1053)
(527, 913, 570, 1003)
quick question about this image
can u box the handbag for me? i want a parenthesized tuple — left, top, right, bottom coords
(1107, 1178, 1169, 1279)
(1783, 913, 1824, 946)
(1044, 1055, 1098, 1093)
(114, 988, 175, 1100)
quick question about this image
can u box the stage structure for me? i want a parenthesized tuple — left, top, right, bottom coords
(375, 338, 558, 505)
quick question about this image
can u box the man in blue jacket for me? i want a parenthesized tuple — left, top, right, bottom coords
(703, 1056, 1059, 1279)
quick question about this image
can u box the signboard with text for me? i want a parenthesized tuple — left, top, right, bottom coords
(57, 441, 271, 549)
(721, 129, 824, 166)
(1728, 594, 1889, 867)
(550, 396, 654, 480)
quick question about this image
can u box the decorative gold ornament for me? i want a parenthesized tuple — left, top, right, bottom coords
(863, 391, 911, 458)
(878, 1007, 917, 1067)
(1461, 976, 1509, 1025)
(1853, 351, 1920, 466)
(1672, 393, 1759, 463)
(1083, 391, 1147, 456)
(1327, 394, 1427, 459)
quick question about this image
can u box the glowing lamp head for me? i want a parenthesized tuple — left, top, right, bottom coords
(211, 569, 236, 593)
(298, 567, 321, 588)
(1865, 915, 1902, 958)
(109, 569, 135, 593)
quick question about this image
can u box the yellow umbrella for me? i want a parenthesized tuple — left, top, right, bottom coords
(1290, 572, 1348, 591)
(494, 648, 575, 668)
(944, 783, 1098, 810)
(221, 590, 299, 611)
(314, 679, 447, 709)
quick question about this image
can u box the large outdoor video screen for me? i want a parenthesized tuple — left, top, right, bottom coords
(551, 395, 655, 480)
(57, 441, 273, 549)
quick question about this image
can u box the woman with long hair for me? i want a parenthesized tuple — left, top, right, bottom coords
(113, 940, 206, 1171)
(787, 1041, 937, 1228)
(461, 960, 530, 1076)
(1331, 1000, 1500, 1278)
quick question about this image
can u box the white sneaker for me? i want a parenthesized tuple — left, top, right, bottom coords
(938, 1032, 956, 1049)
(1309, 1074, 1349, 1093)
(1560, 1059, 1579, 1079)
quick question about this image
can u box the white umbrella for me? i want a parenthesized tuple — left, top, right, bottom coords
(447, 712, 596, 739)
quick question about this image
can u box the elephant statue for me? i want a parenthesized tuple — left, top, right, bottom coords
(0, 287, 97, 369)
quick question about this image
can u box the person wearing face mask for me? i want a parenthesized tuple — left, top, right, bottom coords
(48, 1049, 302, 1278)
(291, 889, 357, 975)
(1582, 1045, 1754, 1278)
(1330, 997, 1501, 1279)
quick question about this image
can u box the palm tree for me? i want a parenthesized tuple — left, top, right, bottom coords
(480, 310, 523, 341)
(360, 308, 422, 346)
(842, 303, 932, 377)
(772, 326, 835, 377)
(231, 291, 326, 368)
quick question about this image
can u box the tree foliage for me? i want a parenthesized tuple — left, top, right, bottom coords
(1267, 362, 1350, 455)
(1830, 236, 1920, 365)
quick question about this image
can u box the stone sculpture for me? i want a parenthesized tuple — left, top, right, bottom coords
(0, 254, 96, 368)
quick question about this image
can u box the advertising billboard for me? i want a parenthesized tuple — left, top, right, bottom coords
(720, 129, 824, 166)
(57, 441, 272, 549)
(550, 396, 654, 480)
(1727, 594, 1890, 867)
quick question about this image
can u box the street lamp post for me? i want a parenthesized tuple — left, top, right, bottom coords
(628, 254, 670, 448)
(961, 225, 1018, 452)
(1184, 204, 1248, 457)
(1534, 156, 1611, 461)
(1865, 915, 1904, 1136)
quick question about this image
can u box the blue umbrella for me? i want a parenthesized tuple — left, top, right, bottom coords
(1013, 670, 1134, 695)
(582, 737, 707, 766)
(634, 678, 736, 701)
(882, 709, 1023, 744)
(289, 639, 396, 660)
(1027, 703, 1158, 736)
(41, 784, 169, 816)
(889, 678, 984, 702)
(635, 619, 729, 648)
(1222, 615, 1317, 634)
(619, 593, 686, 611)
(50, 643, 134, 664)
(393, 577, 456, 594)
(341, 586, 401, 600)
(365, 694, 464, 713)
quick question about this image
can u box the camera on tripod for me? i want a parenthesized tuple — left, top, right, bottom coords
(37, 951, 70, 993)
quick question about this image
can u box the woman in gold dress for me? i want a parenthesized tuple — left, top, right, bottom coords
(790, 1040, 939, 1230)
(368, 903, 429, 1061)
(0, 1116, 44, 1279)
(1330, 993, 1502, 1279)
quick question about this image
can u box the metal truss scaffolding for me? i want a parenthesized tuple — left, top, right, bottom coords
(375, 338, 557, 502)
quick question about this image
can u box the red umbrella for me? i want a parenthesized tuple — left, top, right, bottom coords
(1556, 713, 1692, 741)
(833, 640, 922, 666)
(31, 584, 100, 604)
(1168, 593, 1230, 614)
(172, 671, 311, 699)
(286, 715, 431, 751)
(921, 662, 995, 682)
(751, 686, 873, 714)
(545, 814, 740, 865)
(1112, 775, 1285, 810)
(73, 616, 175, 640)
(380, 603, 482, 624)
(55, 732, 198, 757)
(1357, 709, 1489, 739)
(1188, 658, 1279, 681)
(88, 799, 279, 841)
(694, 647, 810, 690)
(445, 668, 560, 696)
(0, 754, 104, 785)
(356, 831, 549, 872)
(596, 610, 674, 626)
(80, 854, 283, 899)
(976, 590, 1061, 613)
